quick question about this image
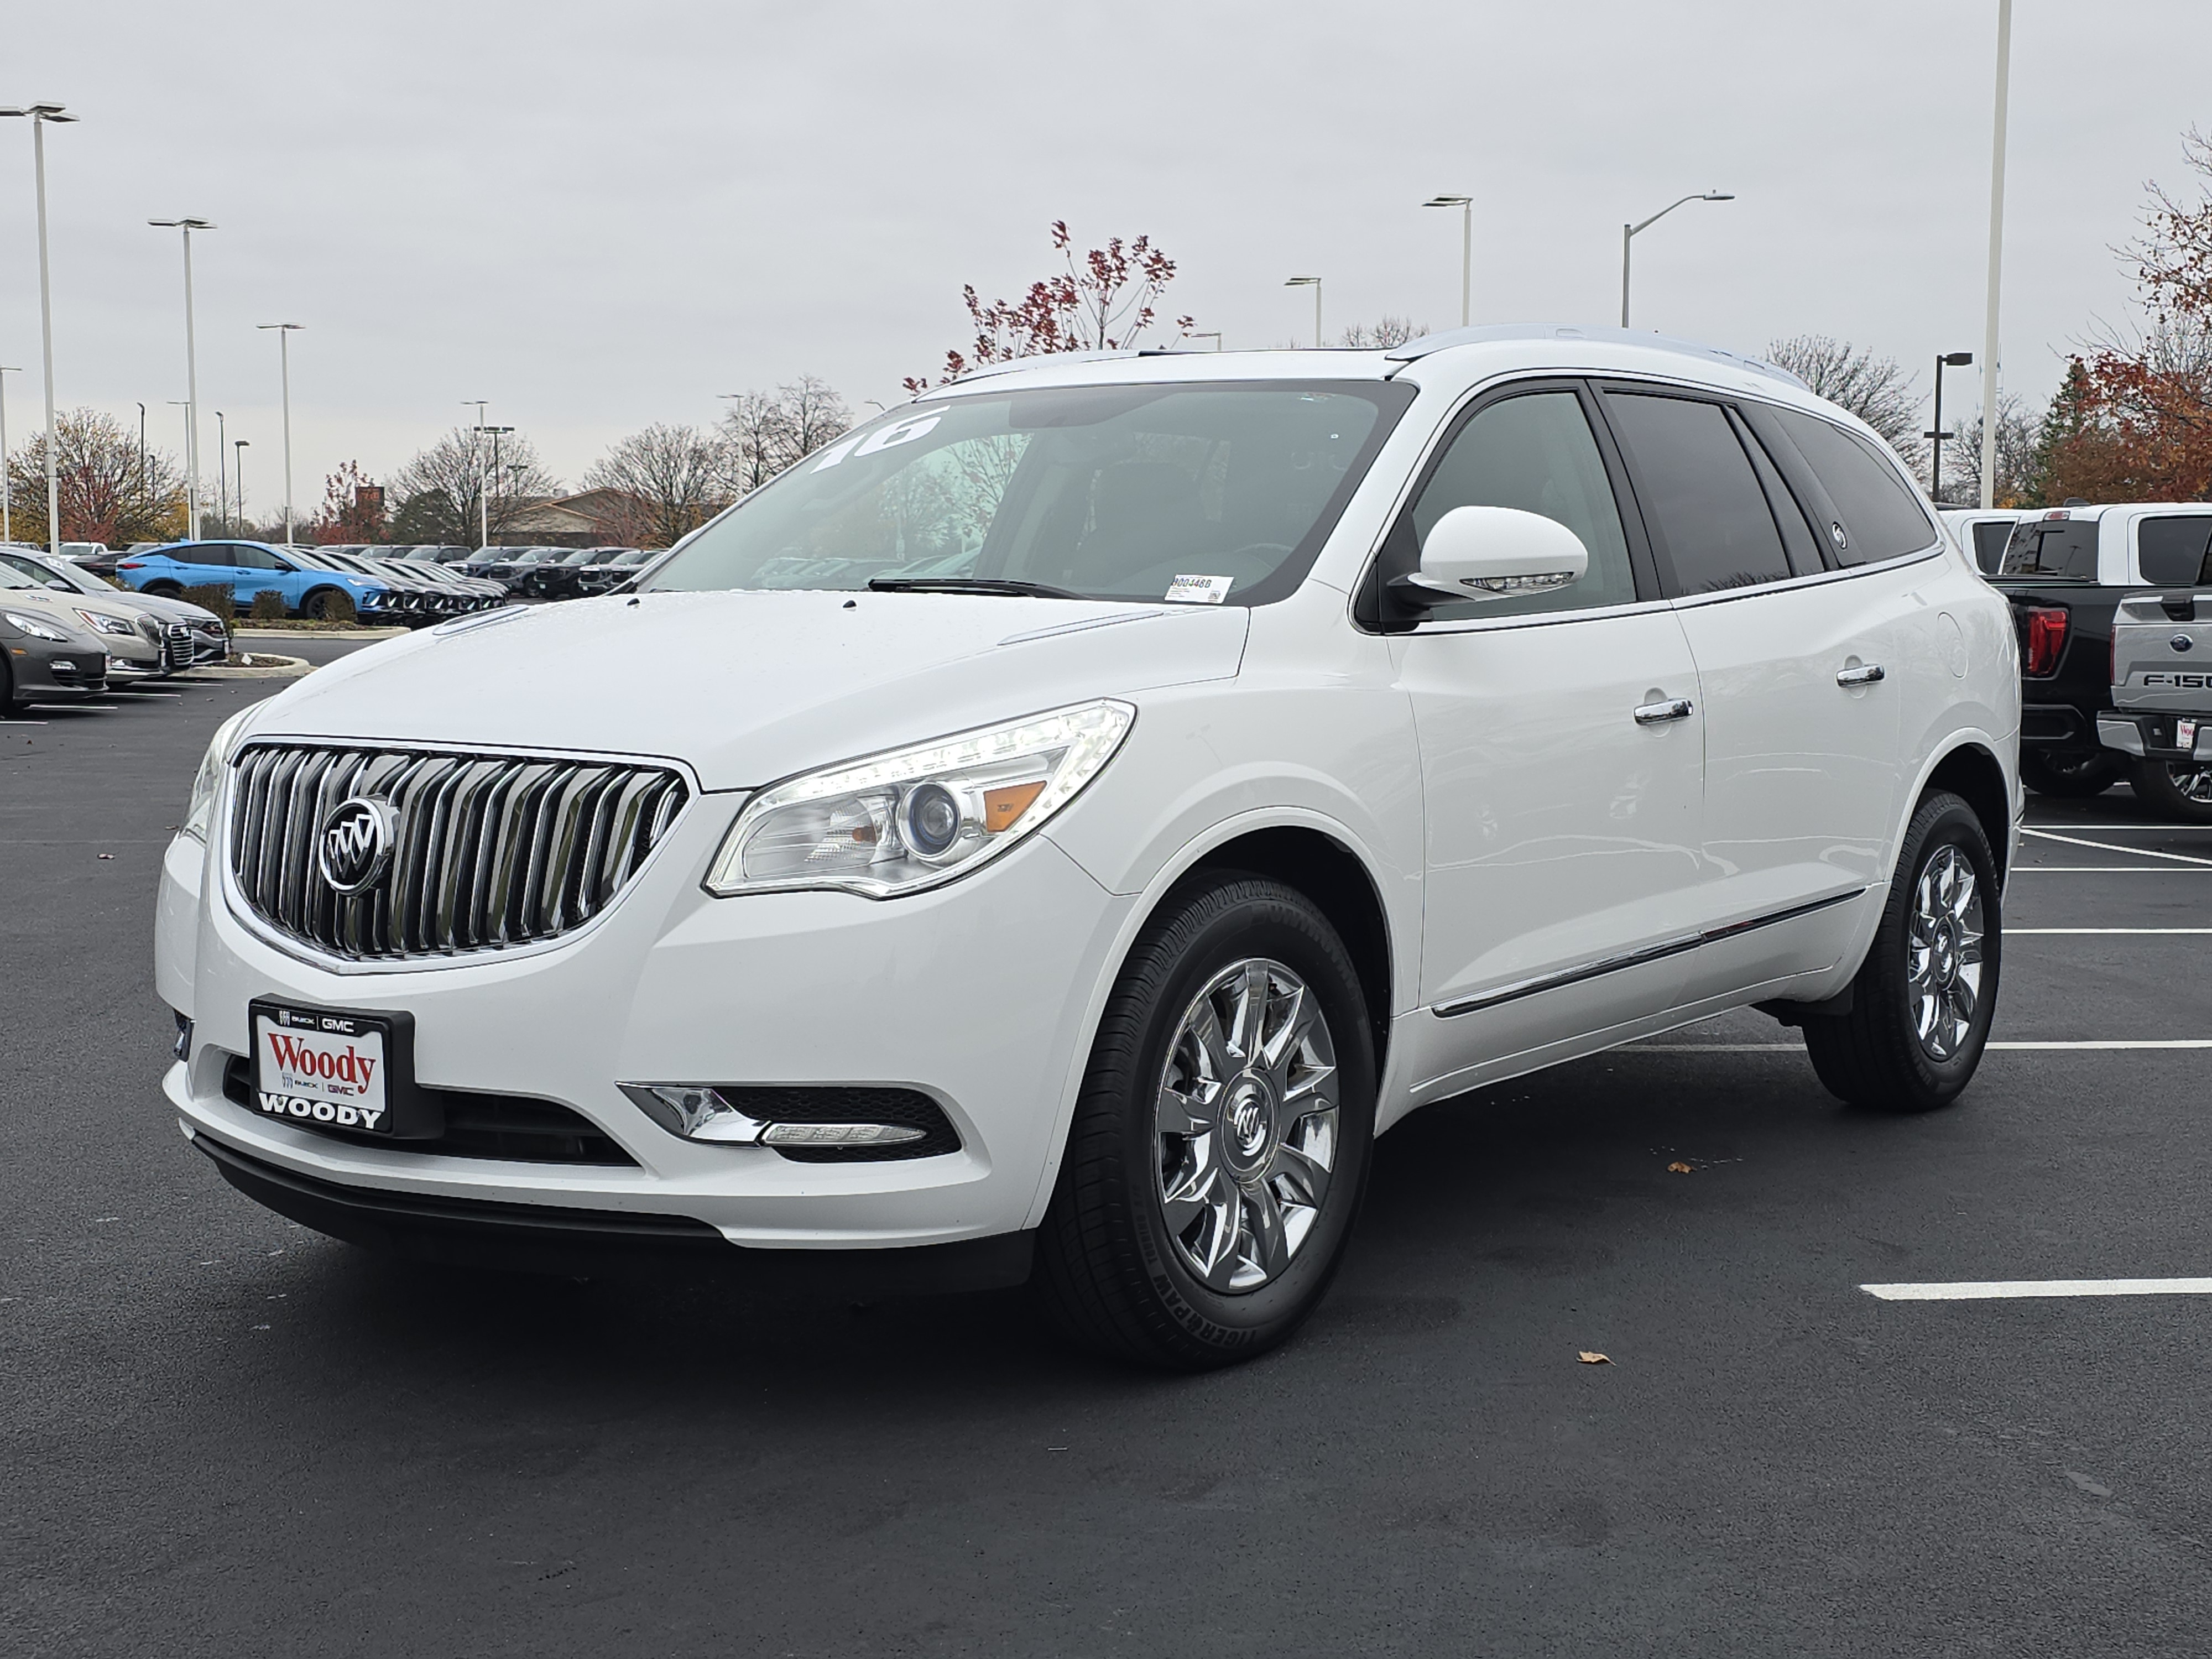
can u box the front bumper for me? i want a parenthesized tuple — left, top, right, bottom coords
(6, 638, 107, 700)
(159, 801, 1134, 1253)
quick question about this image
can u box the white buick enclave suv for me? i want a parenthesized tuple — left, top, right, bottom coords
(156, 327, 2020, 1368)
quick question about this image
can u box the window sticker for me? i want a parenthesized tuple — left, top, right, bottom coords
(1164, 573, 1234, 605)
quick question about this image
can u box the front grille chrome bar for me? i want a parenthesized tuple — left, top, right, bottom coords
(228, 741, 688, 961)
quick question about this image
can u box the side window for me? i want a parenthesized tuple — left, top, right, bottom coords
(1970, 521, 2013, 574)
(1603, 392, 1792, 593)
(232, 545, 284, 571)
(1766, 407, 1937, 566)
(187, 544, 236, 567)
(1733, 413, 1824, 576)
(2138, 516, 2212, 586)
(1404, 390, 1639, 620)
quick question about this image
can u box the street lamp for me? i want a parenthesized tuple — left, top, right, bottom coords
(461, 400, 489, 546)
(215, 410, 228, 530)
(1620, 190, 1733, 328)
(134, 399, 145, 510)
(1980, 0, 2014, 510)
(0, 364, 19, 545)
(1422, 195, 1474, 328)
(476, 422, 514, 549)
(257, 324, 302, 545)
(233, 440, 249, 530)
(1285, 276, 1322, 349)
(1927, 351, 1975, 504)
(1, 102, 79, 556)
(149, 216, 215, 539)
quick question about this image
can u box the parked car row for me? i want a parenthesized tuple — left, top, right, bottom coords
(1940, 503, 2212, 822)
(109, 541, 508, 623)
(461, 545, 651, 599)
(0, 546, 226, 713)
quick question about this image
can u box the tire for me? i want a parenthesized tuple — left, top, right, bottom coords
(1801, 789, 2002, 1114)
(142, 581, 183, 598)
(302, 588, 346, 622)
(1035, 874, 1376, 1370)
(2126, 756, 2212, 826)
(2019, 748, 2118, 799)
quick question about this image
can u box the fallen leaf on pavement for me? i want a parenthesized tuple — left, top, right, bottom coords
(97, 853, 114, 860)
(1667, 1160, 1693, 1173)
(1578, 1351, 1611, 1365)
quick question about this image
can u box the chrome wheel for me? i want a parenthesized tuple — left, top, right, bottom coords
(2171, 763, 2212, 805)
(1154, 958, 1339, 1294)
(1906, 844, 1985, 1061)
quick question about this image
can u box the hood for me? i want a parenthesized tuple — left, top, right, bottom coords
(1, 586, 143, 638)
(243, 588, 1249, 790)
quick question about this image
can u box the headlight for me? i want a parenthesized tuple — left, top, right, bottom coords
(76, 608, 138, 637)
(703, 700, 1136, 898)
(182, 708, 251, 842)
(3, 609, 72, 642)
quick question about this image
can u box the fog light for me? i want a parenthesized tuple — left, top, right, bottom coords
(761, 1121, 926, 1147)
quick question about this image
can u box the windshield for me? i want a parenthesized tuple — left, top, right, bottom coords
(5, 555, 100, 593)
(2000, 517, 2100, 581)
(642, 380, 1411, 606)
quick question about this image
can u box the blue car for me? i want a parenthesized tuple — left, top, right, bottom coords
(114, 540, 391, 622)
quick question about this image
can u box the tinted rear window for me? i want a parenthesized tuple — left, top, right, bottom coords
(1767, 408, 1936, 565)
(2000, 518, 2101, 581)
(2137, 515, 2212, 586)
(1970, 521, 2013, 573)
(1604, 392, 1791, 593)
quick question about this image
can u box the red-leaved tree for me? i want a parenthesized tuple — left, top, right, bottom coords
(906, 221, 1194, 391)
(308, 461, 390, 543)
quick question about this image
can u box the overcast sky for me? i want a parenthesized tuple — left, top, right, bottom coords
(3, 0, 2207, 513)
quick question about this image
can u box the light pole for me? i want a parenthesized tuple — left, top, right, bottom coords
(462, 400, 489, 546)
(1423, 195, 1474, 327)
(1620, 190, 1734, 328)
(257, 323, 302, 545)
(134, 399, 145, 510)
(0, 363, 18, 545)
(149, 216, 215, 539)
(1927, 351, 1975, 504)
(1980, 0, 2013, 510)
(1, 102, 79, 556)
(215, 410, 228, 530)
(478, 424, 513, 546)
(233, 440, 249, 530)
(1285, 276, 1322, 349)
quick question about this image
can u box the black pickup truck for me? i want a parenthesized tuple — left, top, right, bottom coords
(1969, 504, 2212, 823)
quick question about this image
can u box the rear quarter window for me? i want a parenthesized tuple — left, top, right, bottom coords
(1970, 521, 2013, 573)
(2137, 515, 2212, 586)
(1767, 408, 1938, 565)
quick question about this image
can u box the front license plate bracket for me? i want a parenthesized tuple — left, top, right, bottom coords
(248, 998, 442, 1139)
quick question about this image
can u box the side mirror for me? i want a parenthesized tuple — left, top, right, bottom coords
(1395, 504, 1588, 605)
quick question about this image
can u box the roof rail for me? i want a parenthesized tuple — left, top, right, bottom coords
(1385, 323, 1809, 390)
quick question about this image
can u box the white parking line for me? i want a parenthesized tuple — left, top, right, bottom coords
(2012, 927, 2212, 934)
(2025, 822, 2212, 833)
(2022, 828, 2212, 868)
(1863, 1278, 2212, 1300)
(2012, 866, 2212, 873)
(1630, 1040, 2212, 1051)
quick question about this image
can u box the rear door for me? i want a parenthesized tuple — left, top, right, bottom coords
(1599, 388, 1916, 998)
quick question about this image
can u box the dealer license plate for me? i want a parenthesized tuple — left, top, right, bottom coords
(251, 1003, 394, 1134)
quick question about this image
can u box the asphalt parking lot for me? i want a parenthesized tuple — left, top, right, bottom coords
(6, 646, 2211, 1656)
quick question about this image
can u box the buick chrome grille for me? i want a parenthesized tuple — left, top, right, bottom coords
(227, 742, 688, 960)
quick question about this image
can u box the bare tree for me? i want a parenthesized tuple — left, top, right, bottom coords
(1766, 335, 1927, 468)
(1335, 316, 1428, 348)
(388, 425, 560, 545)
(4, 408, 186, 545)
(1937, 394, 2038, 508)
(713, 378, 853, 498)
(582, 423, 728, 548)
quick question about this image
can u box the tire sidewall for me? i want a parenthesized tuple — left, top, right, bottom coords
(1100, 880, 1375, 1352)
(1874, 796, 2004, 1102)
(2130, 757, 2212, 825)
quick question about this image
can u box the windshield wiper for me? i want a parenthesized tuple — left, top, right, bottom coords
(866, 576, 1086, 599)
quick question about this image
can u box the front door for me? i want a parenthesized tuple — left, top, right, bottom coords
(1391, 384, 1707, 1089)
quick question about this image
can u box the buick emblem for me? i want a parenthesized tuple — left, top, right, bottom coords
(1829, 521, 1849, 553)
(317, 796, 397, 895)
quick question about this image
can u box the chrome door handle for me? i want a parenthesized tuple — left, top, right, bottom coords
(1633, 698, 1694, 725)
(1836, 663, 1887, 687)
